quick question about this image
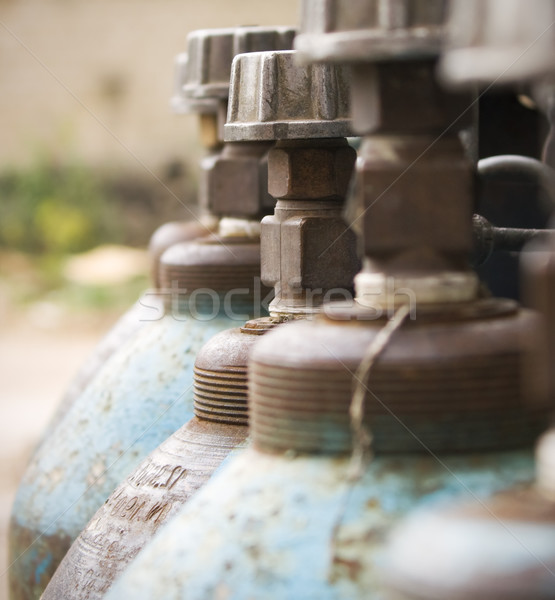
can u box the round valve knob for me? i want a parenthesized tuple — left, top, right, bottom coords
(295, 0, 447, 63)
(179, 26, 296, 114)
(441, 0, 555, 86)
(225, 49, 352, 141)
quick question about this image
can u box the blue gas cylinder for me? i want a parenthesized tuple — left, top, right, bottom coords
(8, 235, 266, 600)
(105, 299, 549, 599)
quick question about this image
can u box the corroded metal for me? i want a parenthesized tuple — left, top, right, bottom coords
(98, 290, 549, 599)
(182, 26, 297, 115)
(104, 446, 536, 600)
(8, 240, 265, 600)
(250, 300, 550, 455)
(383, 486, 555, 600)
(148, 220, 217, 288)
(41, 326, 269, 600)
(199, 142, 275, 219)
(159, 235, 268, 303)
(472, 214, 552, 267)
(40, 420, 247, 600)
(262, 140, 360, 315)
(383, 428, 555, 599)
(97, 7, 551, 599)
(225, 49, 359, 316)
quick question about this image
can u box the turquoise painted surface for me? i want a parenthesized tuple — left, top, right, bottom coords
(9, 301, 256, 600)
(106, 447, 536, 600)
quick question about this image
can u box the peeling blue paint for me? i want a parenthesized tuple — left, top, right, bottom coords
(9, 300, 259, 599)
(34, 552, 52, 585)
(105, 447, 536, 599)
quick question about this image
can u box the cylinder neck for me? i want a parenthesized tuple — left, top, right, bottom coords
(159, 235, 271, 319)
(347, 60, 478, 310)
(261, 138, 360, 317)
(193, 322, 275, 425)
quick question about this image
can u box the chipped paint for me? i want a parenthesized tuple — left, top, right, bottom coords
(9, 305, 254, 600)
(105, 447, 536, 599)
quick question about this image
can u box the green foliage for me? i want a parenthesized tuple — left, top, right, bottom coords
(0, 161, 121, 254)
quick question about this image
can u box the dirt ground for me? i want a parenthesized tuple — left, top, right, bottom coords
(0, 309, 115, 600)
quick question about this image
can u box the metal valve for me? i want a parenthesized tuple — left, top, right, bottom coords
(295, 0, 446, 63)
(441, 0, 555, 86)
(225, 49, 359, 315)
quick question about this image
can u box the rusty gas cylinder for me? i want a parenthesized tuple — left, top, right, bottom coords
(9, 25, 296, 600)
(41, 37, 359, 598)
(40, 323, 271, 600)
(102, 2, 551, 596)
(8, 235, 266, 600)
(102, 300, 545, 599)
(382, 428, 555, 600)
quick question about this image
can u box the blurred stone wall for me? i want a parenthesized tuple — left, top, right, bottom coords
(0, 0, 299, 175)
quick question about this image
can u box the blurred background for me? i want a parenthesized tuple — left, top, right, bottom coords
(0, 1, 298, 596)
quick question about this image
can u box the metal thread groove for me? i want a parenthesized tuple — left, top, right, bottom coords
(249, 354, 549, 454)
(193, 365, 249, 425)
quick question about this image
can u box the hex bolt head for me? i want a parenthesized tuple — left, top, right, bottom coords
(349, 60, 472, 135)
(199, 142, 275, 219)
(268, 139, 355, 200)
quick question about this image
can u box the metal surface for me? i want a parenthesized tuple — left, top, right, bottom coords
(441, 0, 555, 86)
(148, 220, 217, 289)
(354, 134, 473, 277)
(104, 446, 535, 600)
(225, 50, 352, 141)
(295, 0, 447, 63)
(41, 418, 248, 600)
(383, 486, 555, 600)
(224, 49, 359, 315)
(182, 26, 297, 116)
(8, 246, 265, 600)
(199, 142, 275, 219)
(159, 236, 272, 313)
(40, 325, 270, 599)
(249, 301, 550, 455)
(262, 140, 359, 315)
(478, 155, 555, 206)
(472, 214, 553, 266)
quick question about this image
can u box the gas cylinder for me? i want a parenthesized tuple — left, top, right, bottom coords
(382, 429, 555, 600)
(39, 44, 221, 440)
(41, 44, 359, 600)
(39, 326, 259, 600)
(103, 2, 551, 597)
(8, 234, 264, 600)
(103, 305, 543, 600)
(8, 25, 295, 600)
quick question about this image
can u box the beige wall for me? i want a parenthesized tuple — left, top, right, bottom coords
(0, 0, 299, 174)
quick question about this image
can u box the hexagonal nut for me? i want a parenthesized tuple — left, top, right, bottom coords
(199, 143, 274, 218)
(350, 61, 472, 135)
(356, 136, 473, 256)
(261, 213, 360, 293)
(268, 141, 356, 200)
